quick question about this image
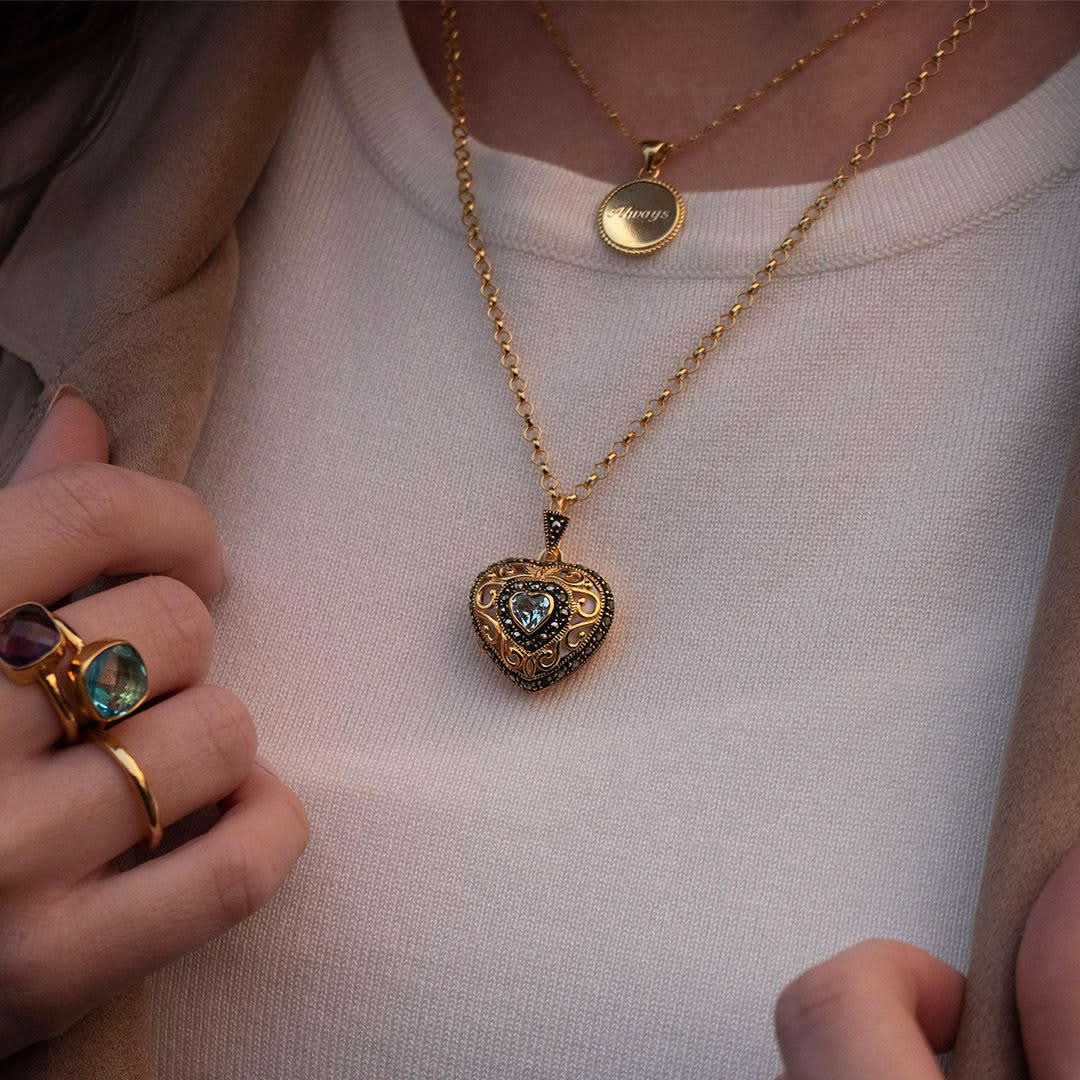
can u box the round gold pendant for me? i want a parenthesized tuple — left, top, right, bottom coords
(597, 177, 685, 256)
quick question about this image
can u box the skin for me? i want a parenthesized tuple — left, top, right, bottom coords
(1, 2, 1078, 1066)
(402, 1, 1080, 191)
(768, 843, 1080, 1077)
(400, 3, 1080, 1069)
(0, 390, 308, 1056)
(2, 372, 1078, 1075)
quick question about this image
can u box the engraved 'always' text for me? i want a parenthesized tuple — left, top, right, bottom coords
(604, 205, 672, 223)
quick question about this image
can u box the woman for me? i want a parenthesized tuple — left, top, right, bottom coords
(1, 2, 1079, 1077)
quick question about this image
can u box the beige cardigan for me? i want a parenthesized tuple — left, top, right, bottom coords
(0, 4, 1076, 1077)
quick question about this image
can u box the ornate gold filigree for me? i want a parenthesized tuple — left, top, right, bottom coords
(470, 558, 613, 691)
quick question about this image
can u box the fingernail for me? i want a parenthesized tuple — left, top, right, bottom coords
(47, 384, 84, 413)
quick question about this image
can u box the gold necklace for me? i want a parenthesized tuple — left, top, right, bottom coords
(445, 0, 990, 692)
(533, 0, 886, 255)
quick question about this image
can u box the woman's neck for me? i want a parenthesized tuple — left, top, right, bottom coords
(401, 1, 1080, 191)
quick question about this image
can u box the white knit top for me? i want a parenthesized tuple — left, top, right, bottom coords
(149, 4, 1080, 1077)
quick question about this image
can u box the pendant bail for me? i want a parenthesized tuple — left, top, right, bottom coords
(541, 509, 569, 562)
(639, 140, 671, 178)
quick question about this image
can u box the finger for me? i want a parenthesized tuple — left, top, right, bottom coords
(6, 684, 256, 883)
(1017, 842, 1080, 1079)
(27, 765, 307, 1028)
(0, 460, 225, 608)
(9, 387, 109, 484)
(774, 938, 964, 1080)
(0, 575, 213, 757)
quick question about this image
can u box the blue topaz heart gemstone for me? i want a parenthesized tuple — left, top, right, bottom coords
(497, 579, 571, 651)
(509, 590, 553, 633)
(82, 643, 149, 722)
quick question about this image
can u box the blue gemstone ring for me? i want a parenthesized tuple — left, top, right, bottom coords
(0, 601, 151, 742)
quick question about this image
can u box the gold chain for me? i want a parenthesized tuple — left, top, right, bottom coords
(442, 1, 989, 512)
(532, 0, 886, 156)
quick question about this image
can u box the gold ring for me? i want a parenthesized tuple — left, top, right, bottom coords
(0, 602, 82, 743)
(93, 732, 163, 849)
(0, 602, 151, 740)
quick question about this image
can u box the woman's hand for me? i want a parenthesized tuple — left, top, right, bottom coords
(0, 391, 309, 1058)
(772, 841, 1080, 1078)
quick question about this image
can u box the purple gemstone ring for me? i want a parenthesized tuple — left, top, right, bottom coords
(0, 601, 150, 742)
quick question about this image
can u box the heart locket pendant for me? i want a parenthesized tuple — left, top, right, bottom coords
(469, 512, 614, 692)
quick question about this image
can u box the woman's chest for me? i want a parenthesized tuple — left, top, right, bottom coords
(150, 138, 1080, 1077)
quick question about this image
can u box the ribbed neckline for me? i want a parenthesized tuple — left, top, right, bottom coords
(326, 1, 1080, 278)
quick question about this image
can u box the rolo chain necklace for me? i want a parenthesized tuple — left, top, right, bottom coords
(532, 0, 886, 255)
(447, 0, 990, 693)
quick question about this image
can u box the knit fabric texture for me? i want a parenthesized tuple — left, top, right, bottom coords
(149, 5, 1080, 1077)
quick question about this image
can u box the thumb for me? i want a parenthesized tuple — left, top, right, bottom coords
(9, 385, 109, 484)
(1016, 841, 1080, 1077)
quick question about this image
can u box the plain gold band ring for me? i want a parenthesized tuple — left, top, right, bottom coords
(37, 668, 81, 744)
(92, 732, 163, 849)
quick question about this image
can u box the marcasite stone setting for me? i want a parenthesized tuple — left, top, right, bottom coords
(499, 580, 572, 651)
(470, 513, 614, 692)
(471, 560, 614, 692)
(510, 591, 553, 633)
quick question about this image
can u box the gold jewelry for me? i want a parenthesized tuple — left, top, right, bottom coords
(470, 510, 613, 692)
(93, 732, 163, 849)
(0, 601, 151, 738)
(444, 0, 989, 691)
(0, 602, 81, 742)
(55, 618, 151, 730)
(532, 0, 886, 255)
